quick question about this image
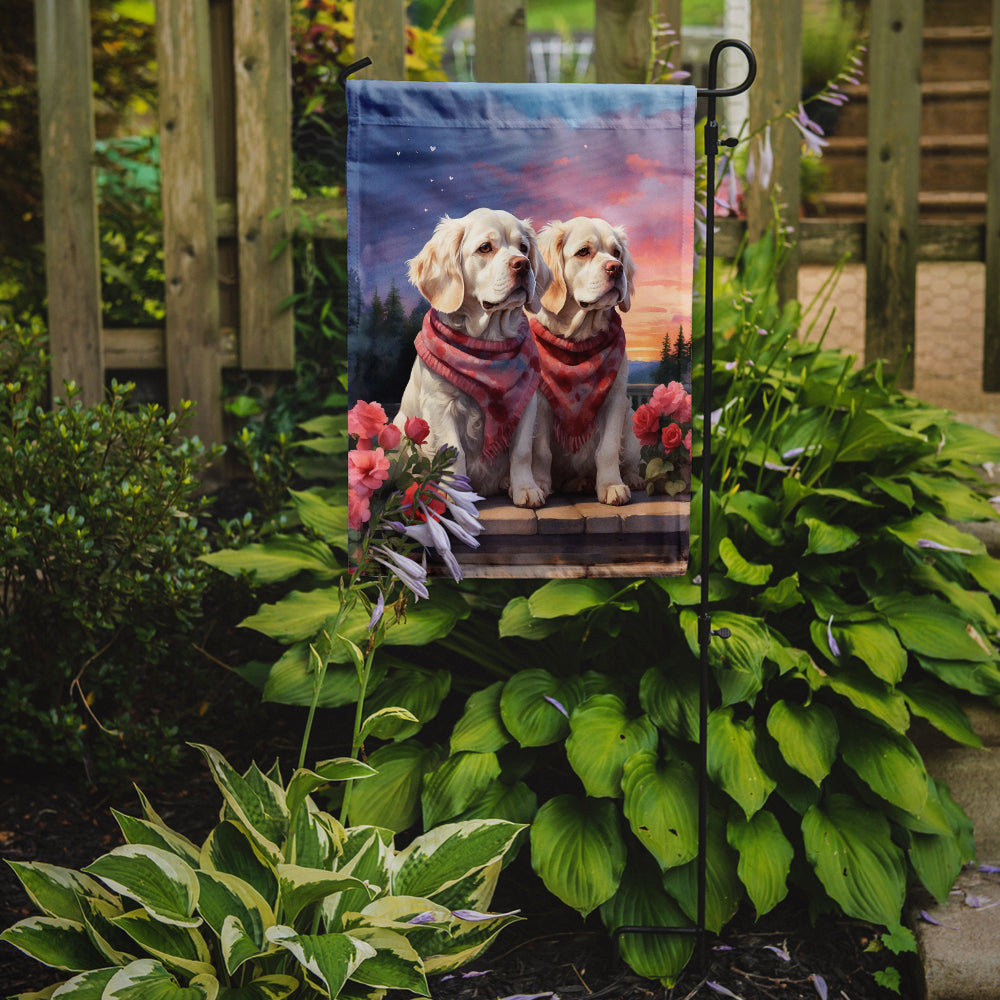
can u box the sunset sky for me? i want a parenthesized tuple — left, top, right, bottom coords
(348, 80, 697, 361)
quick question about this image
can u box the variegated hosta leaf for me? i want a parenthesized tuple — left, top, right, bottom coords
(391, 820, 524, 901)
(4, 862, 118, 922)
(621, 751, 699, 871)
(0, 916, 107, 971)
(529, 795, 626, 917)
(599, 853, 694, 987)
(323, 829, 393, 931)
(347, 740, 442, 832)
(765, 700, 838, 786)
(706, 707, 776, 819)
(191, 745, 288, 863)
(46, 966, 117, 997)
(345, 926, 429, 995)
(265, 926, 375, 998)
(200, 822, 278, 910)
(288, 802, 344, 871)
(727, 810, 793, 918)
(83, 846, 200, 928)
(276, 864, 375, 925)
(424, 859, 501, 916)
(450, 681, 511, 754)
(499, 670, 585, 747)
(420, 907, 522, 975)
(110, 908, 214, 978)
(565, 695, 658, 799)
(802, 793, 906, 926)
(214, 975, 299, 1000)
(838, 718, 929, 817)
(421, 751, 502, 829)
(195, 871, 274, 974)
(102, 958, 218, 999)
(285, 760, 375, 824)
(78, 894, 136, 966)
(112, 811, 201, 868)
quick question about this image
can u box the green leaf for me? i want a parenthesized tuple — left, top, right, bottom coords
(0, 916, 107, 972)
(4, 862, 118, 923)
(33, 967, 117, 998)
(199, 822, 278, 910)
(566, 695, 658, 798)
(110, 909, 214, 978)
(526, 579, 617, 618)
(103, 959, 218, 999)
(421, 751, 502, 828)
(621, 751, 699, 871)
(680, 610, 770, 706)
(718, 537, 772, 585)
(497, 597, 564, 640)
(755, 573, 805, 614)
(265, 926, 374, 997)
(83, 846, 200, 928)
(707, 708, 776, 819)
(346, 926, 429, 994)
(276, 865, 373, 925)
(886, 512, 985, 557)
(936, 421, 1000, 465)
(200, 536, 340, 584)
(195, 871, 274, 974)
(901, 680, 982, 748)
(838, 718, 929, 817)
(216, 976, 299, 1000)
(347, 740, 441, 832)
(834, 621, 908, 684)
(450, 682, 511, 754)
(112, 812, 201, 868)
(359, 706, 421, 742)
(288, 488, 349, 546)
(765, 700, 838, 786)
(835, 410, 927, 463)
(966, 553, 1000, 597)
(260, 644, 383, 709)
(452, 779, 538, 827)
(639, 664, 699, 742)
(242, 590, 344, 643)
(802, 793, 906, 926)
(874, 594, 995, 662)
(285, 760, 376, 822)
(812, 662, 910, 732)
(530, 795, 626, 917)
(727, 811, 793, 918)
(802, 517, 859, 556)
(906, 472, 999, 522)
(916, 655, 1000, 697)
(724, 490, 784, 545)
(499, 670, 584, 747)
(362, 667, 451, 741)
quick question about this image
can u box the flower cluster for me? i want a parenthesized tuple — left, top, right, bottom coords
(348, 400, 483, 597)
(632, 381, 693, 496)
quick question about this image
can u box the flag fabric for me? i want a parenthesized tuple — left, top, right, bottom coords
(347, 79, 696, 578)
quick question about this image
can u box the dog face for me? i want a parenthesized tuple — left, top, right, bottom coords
(408, 208, 552, 320)
(538, 217, 636, 316)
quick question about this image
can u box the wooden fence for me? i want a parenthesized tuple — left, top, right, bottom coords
(33, 0, 1000, 445)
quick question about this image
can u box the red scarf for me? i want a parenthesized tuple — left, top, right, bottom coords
(529, 311, 626, 453)
(414, 309, 541, 463)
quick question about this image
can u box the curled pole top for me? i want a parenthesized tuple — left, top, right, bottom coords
(697, 39, 756, 99)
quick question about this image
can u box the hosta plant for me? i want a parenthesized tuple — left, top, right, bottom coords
(1, 744, 523, 999)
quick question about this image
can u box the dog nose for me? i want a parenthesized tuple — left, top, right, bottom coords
(510, 256, 529, 274)
(605, 260, 623, 278)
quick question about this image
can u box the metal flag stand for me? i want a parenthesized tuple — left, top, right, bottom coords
(340, 36, 758, 974)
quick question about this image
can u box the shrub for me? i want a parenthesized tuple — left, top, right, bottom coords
(0, 317, 221, 784)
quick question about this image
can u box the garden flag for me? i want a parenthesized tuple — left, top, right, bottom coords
(347, 79, 696, 578)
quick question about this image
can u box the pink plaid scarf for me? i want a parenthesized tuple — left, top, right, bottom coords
(414, 309, 541, 463)
(529, 312, 627, 453)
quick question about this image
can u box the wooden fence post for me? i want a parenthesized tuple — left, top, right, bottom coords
(864, 0, 923, 389)
(746, 0, 801, 305)
(355, 0, 407, 80)
(983, 0, 1000, 390)
(474, 0, 527, 82)
(157, 0, 223, 444)
(34, 0, 104, 405)
(594, 0, 651, 84)
(233, 0, 294, 370)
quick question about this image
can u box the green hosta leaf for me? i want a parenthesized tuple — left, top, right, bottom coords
(421, 751, 502, 828)
(112, 812, 201, 868)
(835, 410, 927, 463)
(908, 783, 968, 907)
(347, 740, 442, 832)
(966, 553, 1000, 597)
(839, 718, 929, 816)
(286, 760, 375, 823)
(277, 865, 374, 925)
(901, 680, 982, 748)
(755, 573, 805, 614)
(200, 822, 278, 910)
(639, 664, 699, 742)
(865, 474, 914, 509)
(906, 472, 998, 522)
(103, 959, 218, 999)
(680, 610, 770, 706)
(803, 517, 859, 556)
(812, 662, 910, 732)
(724, 490, 784, 545)
(765, 700, 838, 786)
(526, 579, 617, 618)
(359, 706, 421, 743)
(288, 488, 349, 546)
(802, 793, 906, 926)
(916, 655, 1000, 697)
(261, 644, 385, 709)
(497, 597, 564, 639)
(265, 926, 375, 997)
(111, 908, 214, 978)
(727, 811, 793, 917)
(346, 926, 428, 994)
(886, 512, 985, 557)
(499, 670, 584, 747)
(4, 862, 118, 922)
(661, 811, 741, 933)
(833, 621, 907, 684)
(621, 751, 699, 871)
(393, 820, 524, 901)
(195, 871, 273, 974)
(875, 594, 995, 662)
(707, 708, 776, 819)
(450, 682, 511, 754)
(337, 591, 469, 651)
(242, 591, 341, 644)
(83, 846, 200, 928)
(566, 695, 658, 798)
(0, 916, 107, 971)
(530, 795, 626, 917)
(216, 976, 299, 1000)
(453, 779, 538, 827)
(599, 853, 694, 987)
(201, 536, 340, 584)
(910, 562, 1000, 633)
(718, 537, 772, 586)
(362, 667, 450, 740)
(936, 421, 1000, 464)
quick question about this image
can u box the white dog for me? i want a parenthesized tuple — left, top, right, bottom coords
(394, 208, 552, 508)
(528, 216, 643, 506)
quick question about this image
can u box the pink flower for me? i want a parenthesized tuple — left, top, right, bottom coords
(683, 430, 692, 454)
(661, 422, 683, 451)
(348, 488, 371, 531)
(348, 400, 387, 441)
(632, 402, 661, 446)
(674, 393, 692, 424)
(378, 423, 402, 450)
(348, 447, 390, 496)
(405, 415, 430, 445)
(651, 381, 687, 419)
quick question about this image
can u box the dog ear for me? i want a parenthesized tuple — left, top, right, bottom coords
(522, 222, 553, 313)
(538, 222, 568, 314)
(614, 225, 637, 313)
(407, 216, 466, 313)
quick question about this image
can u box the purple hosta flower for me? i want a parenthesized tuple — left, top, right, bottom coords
(441, 970, 493, 981)
(919, 909, 958, 929)
(812, 974, 828, 1000)
(706, 983, 742, 999)
(827, 615, 841, 658)
(544, 695, 569, 718)
(452, 908, 521, 921)
(791, 104, 829, 156)
(367, 590, 385, 631)
(917, 538, 973, 555)
(497, 994, 557, 1000)
(407, 911, 438, 925)
(746, 124, 774, 191)
(763, 944, 790, 962)
(372, 545, 429, 600)
(979, 864, 1000, 874)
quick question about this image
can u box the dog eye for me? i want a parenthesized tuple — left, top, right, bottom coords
(612, 247, 622, 258)
(519, 242, 529, 254)
(477, 242, 493, 254)
(575, 246, 590, 257)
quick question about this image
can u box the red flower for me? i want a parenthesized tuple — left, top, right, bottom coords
(348, 400, 388, 441)
(401, 482, 447, 522)
(661, 422, 683, 451)
(348, 447, 390, 497)
(404, 415, 430, 445)
(632, 402, 661, 446)
(378, 423, 402, 450)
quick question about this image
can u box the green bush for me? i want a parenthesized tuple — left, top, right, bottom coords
(0, 317, 221, 784)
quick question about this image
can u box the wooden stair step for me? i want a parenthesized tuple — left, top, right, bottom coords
(813, 190, 987, 222)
